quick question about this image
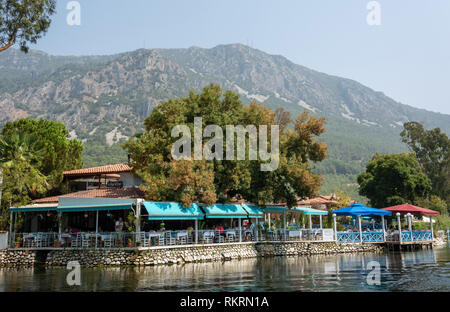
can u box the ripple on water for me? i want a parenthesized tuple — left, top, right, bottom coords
(1, 247, 450, 292)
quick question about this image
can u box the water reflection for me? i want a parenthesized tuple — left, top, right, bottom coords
(1, 246, 449, 292)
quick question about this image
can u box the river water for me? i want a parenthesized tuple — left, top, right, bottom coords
(1, 245, 449, 292)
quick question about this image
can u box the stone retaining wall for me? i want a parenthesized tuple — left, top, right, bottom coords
(0, 242, 384, 267)
(0, 250, 36, 267)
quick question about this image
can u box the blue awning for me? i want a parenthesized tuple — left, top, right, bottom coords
(241, 203, 265, 218)
(202, 204, 248, 219)
(144, 202, 204, 220)
(10, 203, 58, 212)
(57, 197, 136, 212)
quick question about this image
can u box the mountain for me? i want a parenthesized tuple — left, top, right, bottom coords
(1, 44, 449, 199)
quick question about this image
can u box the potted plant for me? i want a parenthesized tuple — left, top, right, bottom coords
(14, 236, 22, 248)
(54, 239, 62, 248)
(127, 237, 134, 248)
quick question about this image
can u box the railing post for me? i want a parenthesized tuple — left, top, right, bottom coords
(397, 213, 402, 244)
(319, 215, 323, 229)
(333, 214, 337, 242)
(381, 215, 386, 242)
(283, 211, 287, 241)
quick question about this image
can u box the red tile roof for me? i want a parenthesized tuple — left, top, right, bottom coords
(33, 187, 145, 204)
(63, 164, 132, 178)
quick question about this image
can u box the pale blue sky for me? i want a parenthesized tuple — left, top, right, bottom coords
(30, 0, 450, 115)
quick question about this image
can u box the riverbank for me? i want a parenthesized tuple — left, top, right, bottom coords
(0, 241, 385, 267)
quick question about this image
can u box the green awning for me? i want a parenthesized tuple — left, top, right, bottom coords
(263, 205, 287, 213)
(144, 202, 204, 220)
(10, 203, 58, 212)
(242, 203, 265, 218)
(57, 197, 136, 212)
(202, 204, 248, 219)
(294, 206, 328, 215)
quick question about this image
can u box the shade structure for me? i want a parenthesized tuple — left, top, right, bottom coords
(381, 203, 440, 216)
(144, 202, 204, 220)
(10, 203, 58, 212)
(294, 207, 328, 215)
(202, 204, 248, 219)
(241, 203, 265, 218)
(333, 203, 392, 216)
(263, 205, 287, 213)
(57, 197, 136, 212)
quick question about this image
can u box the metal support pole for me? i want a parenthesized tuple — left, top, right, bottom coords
(58, 211, 62, 243)
(9, 211, 13, 247)
(309, 214, 312, 230)
(255, 217, 258, 242)
(283, 211, 287, 241)
(95, 210, 99, 248)
(381, 215, 386, 241)
(268, 213, 271, 229)
(333, 214, 337, 241)
(319, 215, 323, 229)
(195, 219, 198, 244)
(358, 215, 362, 243)
(239, 218, 242, 242)
(397, 213, 402, 244)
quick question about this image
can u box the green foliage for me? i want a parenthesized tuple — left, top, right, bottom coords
(401, 122, 450, 205)
(124, 84, 328, 208)
(1, 118, 83, 192)
(0, 0, 56, 53)
(357, 153, 432, 208)
(416, 195, 449, 216)
(0, 119, 83, 230)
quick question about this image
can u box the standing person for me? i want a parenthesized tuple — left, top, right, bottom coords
(115, 217, 124, 232)
(115, 217, 124, 247)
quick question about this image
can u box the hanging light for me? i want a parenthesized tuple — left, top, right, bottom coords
(18, 214, 22, 219)
(84, 212, 88, 218)
(47, 211, 51, 217)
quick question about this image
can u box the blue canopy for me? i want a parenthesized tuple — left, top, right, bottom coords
(202, 204, 248, 219)
(333, 203, 392, 216)
(144, 202, 204, 220)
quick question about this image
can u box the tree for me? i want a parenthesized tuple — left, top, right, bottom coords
(124, 84, 328, 208)
(1, 118, 84, 194)
(0, 131, 48, 229)
(401, 122, 450, 204)
(0, 0, 56, 53)
(357, 153, 432, 208)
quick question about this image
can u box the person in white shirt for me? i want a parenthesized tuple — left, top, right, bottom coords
(115, 217, 123, 232)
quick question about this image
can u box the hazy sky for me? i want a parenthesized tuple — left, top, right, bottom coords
(30, 0, 450, 115)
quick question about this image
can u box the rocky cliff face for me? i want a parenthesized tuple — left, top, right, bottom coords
(0, 44, 449, 188)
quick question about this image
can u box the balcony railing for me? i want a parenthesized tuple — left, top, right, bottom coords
(336, 231, 385, 243)
(8, 228, 335, 249)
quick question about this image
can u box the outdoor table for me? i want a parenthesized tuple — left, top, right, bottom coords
(61, 233, 72, 246)
(148, 232, 161, 245)
(289, 230, 301, 239)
